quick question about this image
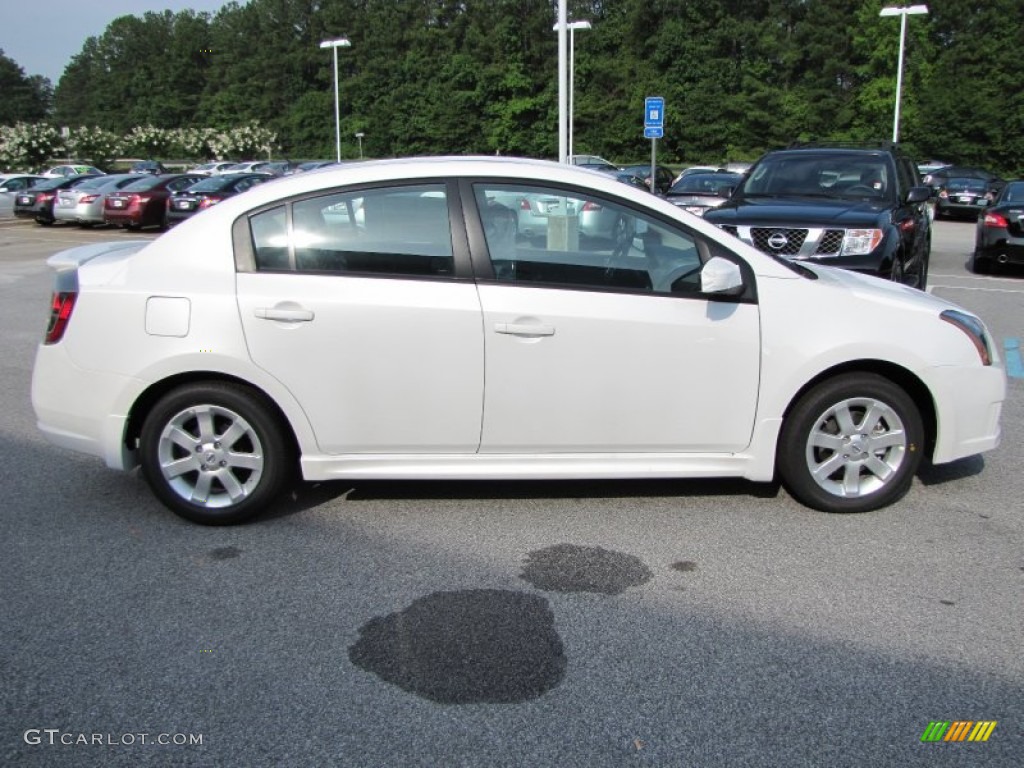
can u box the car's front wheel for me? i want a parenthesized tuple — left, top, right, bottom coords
(139, 382, 292, 525)
(777, 373, 924, 513)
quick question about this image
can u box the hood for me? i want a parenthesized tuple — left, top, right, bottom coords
(803, 260, 960, 313)
(706, 196, 890, 227)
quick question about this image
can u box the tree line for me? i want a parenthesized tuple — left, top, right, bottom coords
(2, 0, 1022, 175)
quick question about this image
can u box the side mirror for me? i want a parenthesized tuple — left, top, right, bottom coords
(906, 186, 932, 204)
(701, 256, 744, 295)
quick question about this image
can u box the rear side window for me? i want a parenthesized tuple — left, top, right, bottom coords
(249, 183, 454, 278)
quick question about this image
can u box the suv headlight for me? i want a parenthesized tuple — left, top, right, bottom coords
(841, 229, 884, 256)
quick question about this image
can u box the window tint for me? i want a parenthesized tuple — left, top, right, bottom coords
(250, 183, 454, 278)
(474, 183, 706, 295)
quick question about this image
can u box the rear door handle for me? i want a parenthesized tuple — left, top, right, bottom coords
(494, 322, 555, 337)
(255, 307, 315, 323)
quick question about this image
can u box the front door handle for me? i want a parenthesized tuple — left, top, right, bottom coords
(494, 322, 555, 337)
(255, 307, 315, 322)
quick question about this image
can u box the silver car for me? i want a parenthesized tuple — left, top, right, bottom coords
(0, 174, 46, 216)
(53, 174, 147, 226)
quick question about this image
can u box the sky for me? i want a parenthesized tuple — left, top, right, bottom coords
(1, 1, 246, 85)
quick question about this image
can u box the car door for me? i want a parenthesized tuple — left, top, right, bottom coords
(234, 181, 485, 455)
(467, 181, 761, 454)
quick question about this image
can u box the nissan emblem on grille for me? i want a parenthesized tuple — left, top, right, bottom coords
(767, 232, 789, 250)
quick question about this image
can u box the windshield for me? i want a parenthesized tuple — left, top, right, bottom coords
(187, 177, 231, 192)
(742, 154, 894, 201)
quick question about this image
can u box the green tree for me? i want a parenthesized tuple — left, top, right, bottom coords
(0, 49, 52, 124)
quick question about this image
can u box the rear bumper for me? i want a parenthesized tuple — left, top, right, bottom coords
(31, 342, 139, 471)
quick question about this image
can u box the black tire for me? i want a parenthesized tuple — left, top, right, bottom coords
(968, 250, 991, 274)
(777, 373, 924, 513)
(139, 382, 292, 525)
(36, 217, 54, 226)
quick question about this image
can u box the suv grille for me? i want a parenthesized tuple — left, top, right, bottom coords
(720, 226, 848, 258)
(752, 228, 806, 256)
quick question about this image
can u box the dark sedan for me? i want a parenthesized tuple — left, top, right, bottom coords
(935, 176, 994, 220)
(971, 180, 1024, 274)
(13, 176, 96, 225)
(618, 164, 676, 195)
(103, 174, 205, 230)
(165, 173, 273, 224)
(664, 171, 742, 217)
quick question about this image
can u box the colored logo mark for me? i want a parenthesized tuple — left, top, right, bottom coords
(920, 720, 997, 742)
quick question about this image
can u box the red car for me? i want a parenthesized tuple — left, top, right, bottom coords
(103, 174, 205, 230)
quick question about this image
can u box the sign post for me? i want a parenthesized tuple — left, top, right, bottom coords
(643, 97, 664, 193)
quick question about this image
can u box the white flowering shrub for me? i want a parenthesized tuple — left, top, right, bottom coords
(124, 125, 174, 158)
(66, 126, 123, 169)
(207, 122, 277, 160)
(0, 122, 63, 171)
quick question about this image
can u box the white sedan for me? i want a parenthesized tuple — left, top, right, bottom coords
(31, 157, 1005, 524)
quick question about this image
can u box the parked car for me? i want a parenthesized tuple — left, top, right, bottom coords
(130, 160, 169, 175)
(40, 164, 104, 179)
(31, 157, 1004, 525)
(923, 165, 1003, 195)
(0, 174, 46, 215)
(567, 154, 619, 171)
(189, 162, 237, 176)
(934, 176, 994, 220)
(971, 180, 1024, 274)
(705, 143, 933, 289)
(13, 176, 96, 225)
(223, 161, 274, 174)
(261, 161, 297, 177)
(103, 174, 206, 230)
(672, 165, 723, 184)
(166, 172, 273, 224)
(288, 160, 338, 174)
(619, 164, 675, 195)
(664, 171, 742, 216)
(53, 174, 147, 227)
(598, 169, 650, 191)
(917, 159, 950, 177)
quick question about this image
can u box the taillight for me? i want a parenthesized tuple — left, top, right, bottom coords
(198, 196, 221, 209)
(45, 291, 77, 344)
(938, 189, 949, 199)
(37, 192, 56, 203)
(80, 195, 98, 204)
(582, 201, 601, 212)
(983, 212, 1008, 228)
(136, 196, 151, 204)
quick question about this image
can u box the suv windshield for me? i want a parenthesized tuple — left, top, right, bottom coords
(742, 154, 894, 201)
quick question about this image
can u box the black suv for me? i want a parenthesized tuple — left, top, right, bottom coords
(704, 142, 933, 289)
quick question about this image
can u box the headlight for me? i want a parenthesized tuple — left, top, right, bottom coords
(841, 229, 883, 256)
(940, 309, 992, 365)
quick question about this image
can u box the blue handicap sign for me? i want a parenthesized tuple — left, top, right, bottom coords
(644, 126, 664, 139)
(644, 96, 665, 128)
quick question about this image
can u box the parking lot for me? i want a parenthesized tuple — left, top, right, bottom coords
(1, 215, 1021, 766)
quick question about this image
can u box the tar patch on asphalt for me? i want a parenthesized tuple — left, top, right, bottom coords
(208, 546, 242, 560)
(348, 589, 566, 704)
(520, 544, 653, 595)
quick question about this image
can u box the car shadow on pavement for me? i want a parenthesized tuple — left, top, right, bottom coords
(915, 454, 985, 486)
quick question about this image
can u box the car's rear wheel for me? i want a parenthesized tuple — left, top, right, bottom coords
(777, 373, 923, 513)
(139, 383, 292, 525)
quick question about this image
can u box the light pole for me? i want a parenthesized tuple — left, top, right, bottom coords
(555, 1, 567, 163)
(879, 5, 928, 143)
(355, 132, 364, 159)
(319, 37, 351, 162)
(553, 20, 591, 161)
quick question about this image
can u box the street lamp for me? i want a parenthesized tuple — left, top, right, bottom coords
(319, 37, 351, 162)
(879, 5, 928, 143)
(355, 132, 364, 159)
(553, 20, 591, 162)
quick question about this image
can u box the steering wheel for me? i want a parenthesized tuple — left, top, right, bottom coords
(845, 184, 878, 196)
